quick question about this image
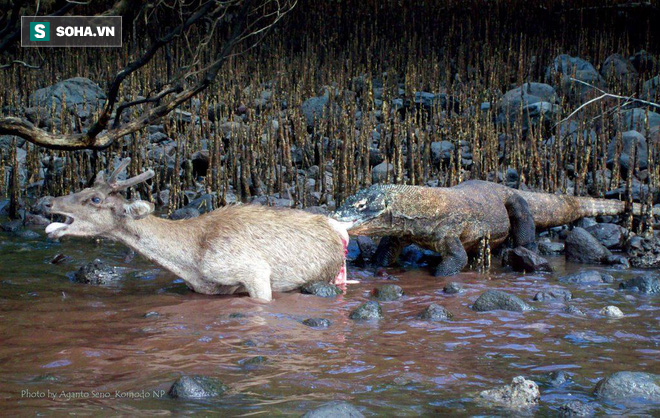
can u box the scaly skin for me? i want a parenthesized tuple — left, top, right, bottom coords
(334, 180, 627, 276)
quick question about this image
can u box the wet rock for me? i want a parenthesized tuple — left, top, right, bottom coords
(417, 304, 453, 321)
(301, 282, 342, 298)
(478, 376, 540, 408)
(602, 53, 638, 85)
(565, 331, 610, 344)
(143, 311, 160, 318)
(372, 162, 393, 183)
(619, 275, 660, 294)
(27, 77, 106, 129)
(547, 371, 572, 387)
(502, 247, 553, 273)
(302, 401, 364, 418)
(472, 290, 533, 312)
(301, 90, 330, 128)
(430, 141, 455, 164)
(546, 54, 604, 101)
(559, 401, 594, 417)
(169, 207, 200, 220)
(603, 254, 630, 269)
(371, 284, 404, 301)
(168, 375, 227, 399)
(600, 305, 624, 318)
(534, 288, 572, 302)
(349, 301, 383, 320)
(538, 239, 564, 255)
(239, 356, 268, 368)
(608, 130, 649, 173)
(302, 318, 332, 328)
(1, 220, 22, 233)
(229, 312, 246, 319)
(565, 227, 612, 263)
(630, 50, 657, 73)
(498, 83, 558, 127)
(563, 305, 587, 316)
(559, 270, 613, 286)
(626, 235, 660, 268)
(443, 282, 464, 294)
(73, 259, 122, 285)
(594, 371, 660, 404)
(584, 223, 628, 249)
(614, 108, 660, 133)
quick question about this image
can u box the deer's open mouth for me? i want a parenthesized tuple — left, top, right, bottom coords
(45, 215, 74, 238)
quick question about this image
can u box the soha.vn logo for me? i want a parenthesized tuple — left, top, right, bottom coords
(29, 22, 50, 41)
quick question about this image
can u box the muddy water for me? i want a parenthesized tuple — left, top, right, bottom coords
(0, 231, 658, 416)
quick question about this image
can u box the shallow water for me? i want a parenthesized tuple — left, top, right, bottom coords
(0, 230, 658, 416)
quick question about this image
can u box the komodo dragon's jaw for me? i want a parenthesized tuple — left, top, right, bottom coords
(333, 186, 390, 234)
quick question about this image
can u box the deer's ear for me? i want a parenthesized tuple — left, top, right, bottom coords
(123, 200, 154, 219)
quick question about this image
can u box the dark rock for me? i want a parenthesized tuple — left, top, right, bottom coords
(619, 275, 660, 294)
(603, 254, 630, 269)
(417, 304, 453, 321)
(302, 318, 332, 328)
(18, 230, 40, 240)
(239, 356, 268, 368)
(546, 54, 605, 101)
(187, 194, 215, 214)
(371, 284, 404, 301)
(538, 240, 565, 255)
(168, 375, 228, 399)
(585, 223, 627, 249)
(1, 220, 22, 233)
(169, 207, 200, 220)
(565, 227, 612, 263)
(478, 376, 540, 408)
(472, 290, 533, 312)
(565, 331, 610, 344)
(563, 305, 587, 316)
(502, 247, 553, 273)
(559, 270, 613, 286)
(630, 50, 657, 73)
(229, 312, 246, 318)
(607, 130, 648, 172)
(559, 401, 594, 417)
(73, 259, 122, 285)
(301, 90, 330, 128)
(27, 77, 106, 129)
(301, 401, 364, 418)
(443, 282, 464, 294)
(301, 282, 342, 298)
(602, 53, 638, 85)
(349, 301, 383, 320)
(372, 162, 393, 183)
(614, 108, 660, 133)
(534, 288, 572, 302)
(575, 217, 598, 229)
(498, 83, 558, 128)
(626, 235, 660, 268)
(594, 371, 660, 403)
(430, 141, 455, 164)
(547, 371, 572, 387)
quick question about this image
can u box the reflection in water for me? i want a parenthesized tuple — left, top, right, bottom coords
(0, 233, 658, 415)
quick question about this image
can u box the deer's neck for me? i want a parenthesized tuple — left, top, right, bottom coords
(108, 215, 199, 281)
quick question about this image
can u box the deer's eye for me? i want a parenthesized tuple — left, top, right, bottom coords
(91, 196, 102, 205)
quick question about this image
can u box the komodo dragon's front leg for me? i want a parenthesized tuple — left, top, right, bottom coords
(505, 194, 537, 251)
(432, 235, 468, 277)
(373, 236, 409, 267)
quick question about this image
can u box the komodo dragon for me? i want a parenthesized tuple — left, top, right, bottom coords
(333, 180, 645, 276)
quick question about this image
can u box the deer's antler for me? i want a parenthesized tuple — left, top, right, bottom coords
(95, 158, 154, 191)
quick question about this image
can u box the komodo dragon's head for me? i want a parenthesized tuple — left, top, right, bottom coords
(333, 185, 391, 235)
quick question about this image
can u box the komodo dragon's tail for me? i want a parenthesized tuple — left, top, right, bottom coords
(517, 190, 658, 229)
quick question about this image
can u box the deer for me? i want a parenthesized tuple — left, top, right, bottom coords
(44, 158, 350, 302)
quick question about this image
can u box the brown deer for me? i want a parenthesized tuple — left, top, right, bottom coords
(44, 158, 349, 301)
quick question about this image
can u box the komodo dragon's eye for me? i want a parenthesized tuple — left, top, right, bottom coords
(353, 199, 368, 210)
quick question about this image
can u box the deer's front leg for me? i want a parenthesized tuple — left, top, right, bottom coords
(242, 263, 273, 302)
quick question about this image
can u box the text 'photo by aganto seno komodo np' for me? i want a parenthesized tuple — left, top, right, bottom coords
(0, 0, 659, 415)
